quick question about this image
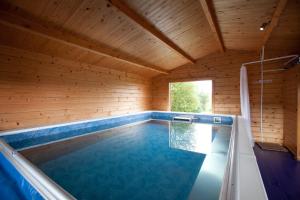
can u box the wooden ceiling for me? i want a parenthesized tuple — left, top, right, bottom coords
(265, 0, 300, 56)
(0, 0, 299, 76)
(214, 0, 278, 51)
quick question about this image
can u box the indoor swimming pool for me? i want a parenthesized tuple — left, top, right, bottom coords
(0, 112, 235, 200)
(20, 120, 231, 200)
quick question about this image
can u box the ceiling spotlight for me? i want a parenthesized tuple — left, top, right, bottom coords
(260, 21, 271, 31)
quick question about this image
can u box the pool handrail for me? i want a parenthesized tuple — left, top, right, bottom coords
(0, 138, 75, 200)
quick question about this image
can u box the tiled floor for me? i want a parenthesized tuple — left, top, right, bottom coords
(254, 145, 300, 200)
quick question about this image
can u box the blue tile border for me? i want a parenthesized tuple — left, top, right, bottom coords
(151, 111, 233, 125)
(0, 111, 233, 150)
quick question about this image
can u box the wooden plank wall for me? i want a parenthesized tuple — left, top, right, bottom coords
(152, 50, 255, 114)
(152, 50, 285, 144)
(283, 66, 299, 156)
(248, 62, 284, 144)
(0, 45, 152, 131)
(0, 44, 293, 145)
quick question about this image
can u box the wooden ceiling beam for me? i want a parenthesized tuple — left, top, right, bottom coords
(199, 0, 225, 52)
(260, 0, 288, 49)
(0, 8, 168, 74)
(109, 0, 196, 64)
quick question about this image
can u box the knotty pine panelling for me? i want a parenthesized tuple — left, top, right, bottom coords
(213, 0, 278, 51)
(0, 45, 152, 131)
(265, 0, 300, 57)
(283, 66, 299, 156)
(152, 50, 285, 144)
(248, 62, 284, 144)
(152, 50, 257, 113)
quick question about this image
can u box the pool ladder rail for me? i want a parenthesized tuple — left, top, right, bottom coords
(172, 115, 223, 124)
(172, 115, 197, 123)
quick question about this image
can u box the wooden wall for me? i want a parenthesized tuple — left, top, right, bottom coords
(247, 62, 284, 144)
(152, 50, 254, 113)
(152, 50, 285, 144)
(283, 66, 299, 157)
(0, 44, 296, 146)
(0, 45, 152, 131)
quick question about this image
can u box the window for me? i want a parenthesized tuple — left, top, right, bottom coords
(170, 80, 212, 113)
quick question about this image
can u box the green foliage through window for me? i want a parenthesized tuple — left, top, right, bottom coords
(170, 81, 212, 113)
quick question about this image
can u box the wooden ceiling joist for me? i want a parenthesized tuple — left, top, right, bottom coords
(109, 0, 196, 64)
(199, 0, 225, 53)
(0, 10, 168, 74)
(260, 0, 288, 49)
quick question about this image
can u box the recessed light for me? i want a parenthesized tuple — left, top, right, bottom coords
(259, 21, 271, 31)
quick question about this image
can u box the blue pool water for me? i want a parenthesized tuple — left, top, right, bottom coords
(21, 120, 231, 200)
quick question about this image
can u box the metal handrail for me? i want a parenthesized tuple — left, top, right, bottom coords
(0, 139, 75, 200)
(172, 115, 195, 123)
